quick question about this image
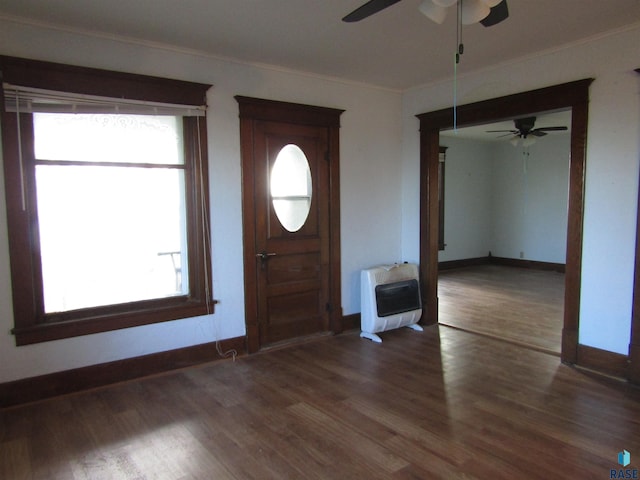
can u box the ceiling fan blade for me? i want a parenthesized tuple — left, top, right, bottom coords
(342, 0, 400, 22)
(530, 131, 547, 137)
(486, 129, 517, 133)
(534, 126, 568, 132)
(480, 0, 508, 27)
(342, 0, 403, 22)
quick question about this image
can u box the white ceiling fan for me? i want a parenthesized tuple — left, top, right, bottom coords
(343, 0, 510, 128)
(343, 0, 509, 26)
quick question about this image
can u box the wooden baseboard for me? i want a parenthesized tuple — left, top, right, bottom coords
(439, 256, 565, 272)
(341, 313, 361, 332)
(489, 256, 566, 273)
(0, 336, 246, 409)
(438, 257, 490, 270)
(628, 343, 640, 385)
(576, 344, 629, 379)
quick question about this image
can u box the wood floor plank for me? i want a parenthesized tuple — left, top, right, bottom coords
(288, 401, 410, 475)
(0, 438, 31, 480)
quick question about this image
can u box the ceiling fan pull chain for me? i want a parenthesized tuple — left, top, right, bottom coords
(456, 0, 464, 64)
(453, 52, 458, 131)
(453, 0, 464, 131)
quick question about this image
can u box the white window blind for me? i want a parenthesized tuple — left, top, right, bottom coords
(3, 83, 206, 116)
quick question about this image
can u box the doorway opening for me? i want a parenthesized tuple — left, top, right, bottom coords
(417, 79, 593, 364)
(436, 111, 571, 354)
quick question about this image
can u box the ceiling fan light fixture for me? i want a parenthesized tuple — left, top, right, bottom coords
(522, 136, 536, 147)
(342, 0, 508, 25)
(418, 0, 447, 24)
(479, 0, 503, 7)
(510, 137, 520, 147)
(461, 0, 490, 25)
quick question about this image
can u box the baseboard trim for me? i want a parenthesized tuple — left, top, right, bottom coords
(489, 256, 566, 273)
(438, 255, 565, 273)
(341, 313, 361, 332)
(0, 336, 247, 409)
(438, 257, 490, 270)
(629, 343, 640, 385)
(576, 344, 629, 379)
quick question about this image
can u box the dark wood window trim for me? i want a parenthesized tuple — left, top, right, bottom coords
(417, 79, 593, 365)
(438, 146, 447, 251)
(0, 56, 213, 345)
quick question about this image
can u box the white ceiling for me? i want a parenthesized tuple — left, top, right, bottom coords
(1, 0, 640, 91)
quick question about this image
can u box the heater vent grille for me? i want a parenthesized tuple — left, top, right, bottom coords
(375, 279, 421, 317)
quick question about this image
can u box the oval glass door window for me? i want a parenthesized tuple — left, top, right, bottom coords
(270, 144, 312, 232)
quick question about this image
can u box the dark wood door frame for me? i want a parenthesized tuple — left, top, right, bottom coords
(236, 96, 344, 353)
(417, 79, 593, 364)
(629, 68, 640, 383)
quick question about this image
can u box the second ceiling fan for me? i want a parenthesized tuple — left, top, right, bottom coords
(343, 0, 509, 26)
(487, 116, 569, 146)
(487, 117, 568, 139)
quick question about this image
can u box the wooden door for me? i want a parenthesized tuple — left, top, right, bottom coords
(254, 121, 330, 346)
(237, 97, 343, 352)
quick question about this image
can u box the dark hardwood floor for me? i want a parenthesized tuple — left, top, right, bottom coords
(439, 265, 564, 354)
(1, 324, 639, 479)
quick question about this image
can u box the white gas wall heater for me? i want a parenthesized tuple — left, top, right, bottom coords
(360, 263, 423, 343)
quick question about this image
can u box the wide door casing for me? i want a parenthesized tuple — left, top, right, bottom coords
(237, 96, 343, 353)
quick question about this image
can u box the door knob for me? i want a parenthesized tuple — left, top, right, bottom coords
(255, 252, 277, 260)
(256, 251, 276, 269)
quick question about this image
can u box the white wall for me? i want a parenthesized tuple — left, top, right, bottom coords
(402, 25, 640, 355)
(438, 134, 569, 264)
(0, 18, 402, 382)
(438, 137, 493, 262)
(490, 134, 570, 263)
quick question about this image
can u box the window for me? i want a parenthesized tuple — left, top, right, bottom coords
(270, 143, 313, 232)
(35, 113, 188, 312)
(1, 56, 213, 345)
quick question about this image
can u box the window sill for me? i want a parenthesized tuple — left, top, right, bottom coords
(12, 299, 215, 346)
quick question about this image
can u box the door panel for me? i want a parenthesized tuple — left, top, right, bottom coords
(267, 253, 320, 285)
